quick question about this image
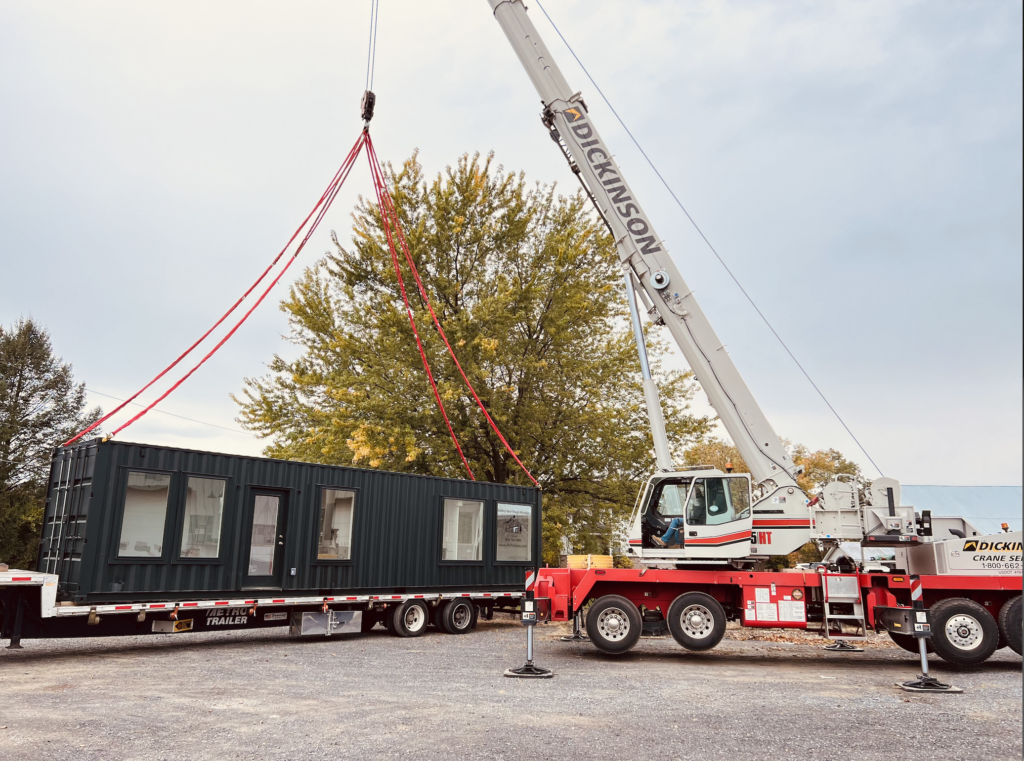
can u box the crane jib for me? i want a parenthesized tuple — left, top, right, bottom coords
(559, 108, 663, 257)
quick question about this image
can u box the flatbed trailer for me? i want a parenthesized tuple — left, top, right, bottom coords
(0, 439, 540, 646)
(533, 565, 1022, 666)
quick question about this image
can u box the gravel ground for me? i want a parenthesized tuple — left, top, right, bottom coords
(0, 617, 1020, 761)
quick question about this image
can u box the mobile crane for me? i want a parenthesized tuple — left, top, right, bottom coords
(487, 0, 1022, 667)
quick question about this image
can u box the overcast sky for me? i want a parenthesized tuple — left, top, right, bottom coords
(1, 0, 1020, 486)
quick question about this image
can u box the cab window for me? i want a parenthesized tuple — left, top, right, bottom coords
(686, 477, 750, 526)
(655, 481, 690, 517)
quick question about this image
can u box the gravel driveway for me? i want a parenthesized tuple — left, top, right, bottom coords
(1, 617, 1020, 760)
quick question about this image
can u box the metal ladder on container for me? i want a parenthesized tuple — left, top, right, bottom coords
(820, 573, 867, 651)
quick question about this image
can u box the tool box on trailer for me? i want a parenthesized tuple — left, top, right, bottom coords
(37, 439, 541, 605)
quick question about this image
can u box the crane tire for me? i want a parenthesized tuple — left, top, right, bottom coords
(391, 600, 429, 638)
(667, 592, 727, 651)
(585, 595, 642, 655)
(888, 632, 932, 654)
(442, 599, 475, 635)
(929, 598, 999, 666)
(998, 596, 1022, 656)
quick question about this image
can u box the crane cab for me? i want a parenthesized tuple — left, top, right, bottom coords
(626, 469, 753, 563)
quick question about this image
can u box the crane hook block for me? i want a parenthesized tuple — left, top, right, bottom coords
(361, 90, 376, 123)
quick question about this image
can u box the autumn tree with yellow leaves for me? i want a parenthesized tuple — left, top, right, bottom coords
(235, 152, 712, 562)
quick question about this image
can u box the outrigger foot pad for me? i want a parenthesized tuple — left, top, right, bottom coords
(824, 640, 863, 652)
(559, 634, 589, 642)
(899, 675, 963, 693)
(504, 662, 554, 679)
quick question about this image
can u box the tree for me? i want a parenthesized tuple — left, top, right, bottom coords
(0, 318, 102, 568)
(682, 437, 747, 474)
(236, 152, 712, 563)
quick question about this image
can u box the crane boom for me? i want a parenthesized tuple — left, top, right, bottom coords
(487, 0, 800, 487)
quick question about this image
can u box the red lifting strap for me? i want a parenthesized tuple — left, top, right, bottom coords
(364, 134, 539, 488)
(64, 131, 367, 446)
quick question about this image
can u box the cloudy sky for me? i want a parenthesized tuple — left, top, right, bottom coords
(1, 0, 1020, 485)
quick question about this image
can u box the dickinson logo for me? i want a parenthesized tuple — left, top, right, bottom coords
(561, 108, 663, 259)
(963, 540, 1023, 552)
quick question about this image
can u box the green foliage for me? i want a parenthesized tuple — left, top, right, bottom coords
(236, 152, 712, 564)
(0, 318, 101, 568)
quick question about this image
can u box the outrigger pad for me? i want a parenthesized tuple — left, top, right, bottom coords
(899, 675, 963, 693)
(504, 662, 554, 679)
(823, 641, 864, 652)
(559, 634, 590, 642)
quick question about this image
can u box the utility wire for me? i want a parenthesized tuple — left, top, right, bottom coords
(534, 0, 884, 477)
(89, 390, 250, 436)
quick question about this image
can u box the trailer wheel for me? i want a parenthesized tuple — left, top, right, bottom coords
(888, 632, 932, 654)
(442, 599, 475, 635)
(929, 598, 999, 666)
(998, 596, 1022, 656)
(667, 592, 726, 651)
(430, 603, 446, 630)
(585, 595, 642, 654)
(390, 600, 429, 638)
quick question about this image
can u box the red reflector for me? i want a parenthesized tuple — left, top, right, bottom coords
(12, 577, 32, 581)
(245, 600, 256, 604)
(115, 605, 132, 610)
(272, 599, 285, 603)
(183, 603, 198, 607)
(414, 595, 423, 598)
(150, 604, 165, 609)
(215, 601, 229, 605)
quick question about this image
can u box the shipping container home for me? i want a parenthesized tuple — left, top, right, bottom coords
(0, 439, 540, 645)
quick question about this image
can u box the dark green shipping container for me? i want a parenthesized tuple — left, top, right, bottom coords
(39, 439, 541, 605)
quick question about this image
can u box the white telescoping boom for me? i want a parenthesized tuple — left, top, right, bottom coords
(486, 0, 802, 489)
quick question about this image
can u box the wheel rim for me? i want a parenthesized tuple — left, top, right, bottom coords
(596, 607, 631, 642)
(452, 603, 471, 629)
(679, 604, 715, 640)
(404, 605, 425, 632)
(944, 614, 984, 651)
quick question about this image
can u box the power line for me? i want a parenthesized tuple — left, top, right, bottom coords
(88, 390, 250, 436)
(533, 0, 884, 477)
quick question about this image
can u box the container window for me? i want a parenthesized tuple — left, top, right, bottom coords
(179, 477, 226, 558)
(118, 471, 171, 557)
(442, 499, 483, 561)
(318, 489, 355, 560)
(495, 502, 532, 562)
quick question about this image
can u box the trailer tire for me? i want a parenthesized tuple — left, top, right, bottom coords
(929, 598, 999, 666)
(442, 599, 475, 635)
(585, 595, 642, 654)
(998, 596, 1022, 656)
(667, 592, 726, 651)
(431, 603, 446, 630)
(391, 600, 429, 638)
(888, 632, 932, 654)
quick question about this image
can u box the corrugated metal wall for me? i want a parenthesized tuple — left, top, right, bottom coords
(42, 440, 541, 603)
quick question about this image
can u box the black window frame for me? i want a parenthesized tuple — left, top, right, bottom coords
(310, 483, 359, 565)
(110, 466, 177, 564)
(437, 495, 487, 566)
(170, 472, 234, 565)
(492, 501, 535, 566)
